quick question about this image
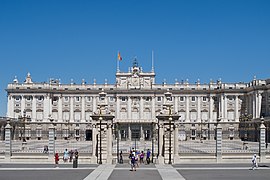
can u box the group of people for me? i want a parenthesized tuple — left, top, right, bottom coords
(54, 149, 79, 168)
(129, 149, 151, 171)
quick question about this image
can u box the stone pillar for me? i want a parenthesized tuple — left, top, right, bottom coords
(107, 122, 113, 163)
(116, 96, 120, 119)
(185, 96, 190, 122)
(128, 124, 131, 141)
(235, 95, 239, 122)
(21, 95, 26, 116)
(209, 95, 213, 123)
(32, 96, 37, 122)
(7, 95, 14, 118)
(259, 118, 266, 162)
(48, 123, 55, 159)
(58, 96, 63, 121)
(128, 96, 132, 120)
(158, 123, 164, 164)
(257, 92, 262, 118)
(5, 120, 12, 161)
(70, 96, 74, 122)
(216, 119, 222, 162)
(140, 124, 144, 140)
(224, 95, 228, 121)
(91, 124, 97, 163)
(140, 96, 144, 119)
(252, 93, 256, 119)
(174, 123, 179, 161)
(81, 96, 85, 122)
(44, 95, 49, 120)
(197, 96, 201, 122)
(93, 96, 97, 113)
(174, 96, 178, 115)
(152, 96, 155, 120)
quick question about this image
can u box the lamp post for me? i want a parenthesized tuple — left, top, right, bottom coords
(151, 122, 155, 163)
(240, 110, 252, 141)
(168, 116, 172, 164)
(98, 116, 102, 164)
(18, 109, 27, 142)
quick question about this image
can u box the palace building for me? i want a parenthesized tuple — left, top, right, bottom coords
(5, 59, 270, 142)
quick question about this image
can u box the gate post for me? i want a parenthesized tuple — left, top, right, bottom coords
(216, 118, 222, 162)
(48, 117, 55, 160)
(5, 118, 12, 161)
(259, 117, 266, 162)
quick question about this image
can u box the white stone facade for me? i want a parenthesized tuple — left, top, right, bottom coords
(5, 61, 270, 140)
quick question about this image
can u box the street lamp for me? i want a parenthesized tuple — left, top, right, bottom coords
(168, 116, 172, 164)
(98, 116, 102, 164)
(240, 110, 252, 141)
(18, 109, 27, 142)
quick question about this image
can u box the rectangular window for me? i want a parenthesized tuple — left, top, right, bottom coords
(86, 97, 92, 102)
(180, 97, 184, 102)
(203, 97, 207, 101)
(121, 97, 126, 102)
(191, 96, 196, 102)
(145, 97, 150, 101)
(76, 96, 80, 102)
(110, 97, 114, 102)
(157, 97, 162, 102)
(64, 97, 69, 102)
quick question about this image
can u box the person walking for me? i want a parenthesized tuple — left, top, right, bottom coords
(130, 153, 136, 171)
(251, 154, 258, 170)
(63, 149, 69, 162)
(119, 151, 123, 164)
(139, 151, 144, 164)
(54, 153, 59, 168)
(146, 149, 151, 164)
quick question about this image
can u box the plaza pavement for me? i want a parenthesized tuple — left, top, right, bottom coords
(0, 162, 270, 180)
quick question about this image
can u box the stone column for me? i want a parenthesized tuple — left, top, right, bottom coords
(70, 96, 74, 122)
(224, 95, 228, 121)
(221, 94, 224, 119)
(107, 122, 113, 163)
(128, 124, 131, 141)
(259, 118, 266, 162)
(32, 96, 37, 122)
(116, 96, 120, 119)
(257, 92, 262, 118)
(174, 96, 178, 115)
(140, 96, 144, 119)
(21, 95, 26, 116)
(91, 124, 97, 163)
(140, 124, 144, 140)
(152, 96, 155, 120)
(7, 95, 14, 118)
(235, 95, 239, 122)
(43, 95, 49, 120)
(197, 96, 201, 122)
(216, 119, 222, 162)
(5, 120, 12, 161)
(48, 123, 55, 159)
(93, 96, 97, 113)
(81, 96, 85, 122)
(158, 123, 164, 164)
(252, 94, 256, 119)
(209, 95, 213, 123)
(174, 123, 179, 161)
(185, 96, 190, 122)
(127, 96, 132, 120)
(58, 96, 63, 121)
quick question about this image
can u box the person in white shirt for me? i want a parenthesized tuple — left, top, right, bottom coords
(251, 154, 258, 170)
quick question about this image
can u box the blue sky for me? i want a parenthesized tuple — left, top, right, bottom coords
(0, 0, 270, 116)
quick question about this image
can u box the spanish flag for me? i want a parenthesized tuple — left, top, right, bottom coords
(118, 52, 122, 61)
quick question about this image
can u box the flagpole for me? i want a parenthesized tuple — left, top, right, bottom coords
(117, 51, 120, 72)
